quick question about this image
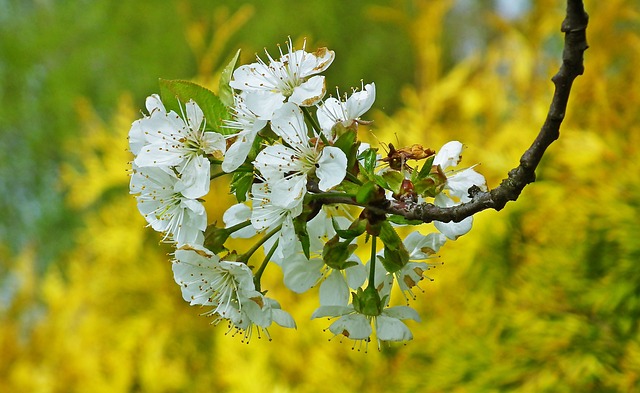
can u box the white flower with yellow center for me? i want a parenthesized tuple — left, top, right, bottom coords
(254, 103, 347, 209)
(317, 82, 376, 138)
(229, 38, 335, 118)
(129, 164, 206, 246)
(133, 95, 225, 199)
(433, 141, 488, 239)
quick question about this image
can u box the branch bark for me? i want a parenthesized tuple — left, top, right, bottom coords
(381, 0, 589, 224)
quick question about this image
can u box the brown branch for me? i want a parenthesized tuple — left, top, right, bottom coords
(382, 0, 589, 224)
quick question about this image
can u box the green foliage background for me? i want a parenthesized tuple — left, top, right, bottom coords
(2, 0, 640, 391)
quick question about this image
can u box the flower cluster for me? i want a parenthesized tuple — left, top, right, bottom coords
(128, 38, 487, 347)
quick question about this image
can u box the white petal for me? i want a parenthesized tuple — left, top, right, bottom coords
(345, 82, 376, 120)
(283, 253, 323, 293)
(319, 270, 350, 306)
(145, 94, 166, 114)
(289, 75, 326, 107)
(375, 315, 413, 342)
(310, 305, 353, 319)
(175, 155, 210, 199)
(270, 103, 309, 146)
(433, 141, 463, 169)
(446, 167, 487, 202)
(316, 146, 347, 191)
(223, 203, 256, 239)
(434, 216, 474, 240)
(185, 100, 204, 131)
(329, 314, 372, 340)
(243, 90, 285, 120)
(222, 130, 257, 173)
(383, 305, 421, 321)
(272, 308, 297, 329)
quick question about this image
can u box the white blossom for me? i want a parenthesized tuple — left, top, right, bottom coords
(317, 82, 376, 138)
(130, 164, 206, 246)
(133, 96, 225, 199)
(229, 38, 334, 117)
(433, 141, 487, 239)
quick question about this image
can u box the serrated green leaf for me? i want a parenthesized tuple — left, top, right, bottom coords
(219, 49, 241, 108)
(378, 221, 403, 251)
(158, 79, 231, 135)
(381, 170, 404, 193)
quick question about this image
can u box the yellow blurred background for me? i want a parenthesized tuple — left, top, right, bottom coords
(2, 0, 640, 391)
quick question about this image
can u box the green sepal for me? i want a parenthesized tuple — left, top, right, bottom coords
(230, 171, 254, 202)
(322, 235, 358, 270)
(352, 286, 383, 317)
(203, 224, 230, 254)
(158, 79, 231, 135)
(378, 221, 403, 251)
(219, 49, 241, 108)
(414, 165, 447, 198)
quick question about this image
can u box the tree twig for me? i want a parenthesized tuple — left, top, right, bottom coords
(381, 0, 589, 224)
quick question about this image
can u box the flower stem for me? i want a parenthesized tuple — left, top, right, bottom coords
(238, 224, 282, 263)
(367, 235, 377, 289)
(226, 220, 252, 235)
(254, 238, 279, 292)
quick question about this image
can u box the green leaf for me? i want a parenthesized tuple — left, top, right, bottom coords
(219, 49, 241, 108)
(381, 170, 404, 194)
(387, 214, 424, 226)
(294, 215, 311, 259)
(230, 171, 254, 203)
(378, 221, 403, 251)
(333, 218, 367, 240)
(158, 79, 231, 135)
(356, 181, 378, 205)
(358, 147, 378, 176)
(413, 155, 436, 183)
(333, 130, 359, 170)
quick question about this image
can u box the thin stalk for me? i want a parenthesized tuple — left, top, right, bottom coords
(254, 238, 279, 292)
(238, 224, 282, 263)
(367, 235, 377, 289)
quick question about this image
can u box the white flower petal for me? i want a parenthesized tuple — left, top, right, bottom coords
(328, 314, 372, 340)
(375, 315, 413, 342)
(289, 75, 326, 106)
(316, 146, 347, 191)
(319, 270, 350, 306)
(433, 141, 463, 169)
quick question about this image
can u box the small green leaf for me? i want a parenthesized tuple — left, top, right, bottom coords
(378, 221, 403, 251)
(219, 49, 241, 108)
(387, 214, 424, 226)
(356, 181, 378, 205)
(230, 171, 254, 202)
(381, 170, 404, 194)
(158, 79, 231, 134)
(358, 148, 378, 176)
(294, 215, 311, 259)
(333, 218, 366, 240)
(413, 155, 436, 183)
